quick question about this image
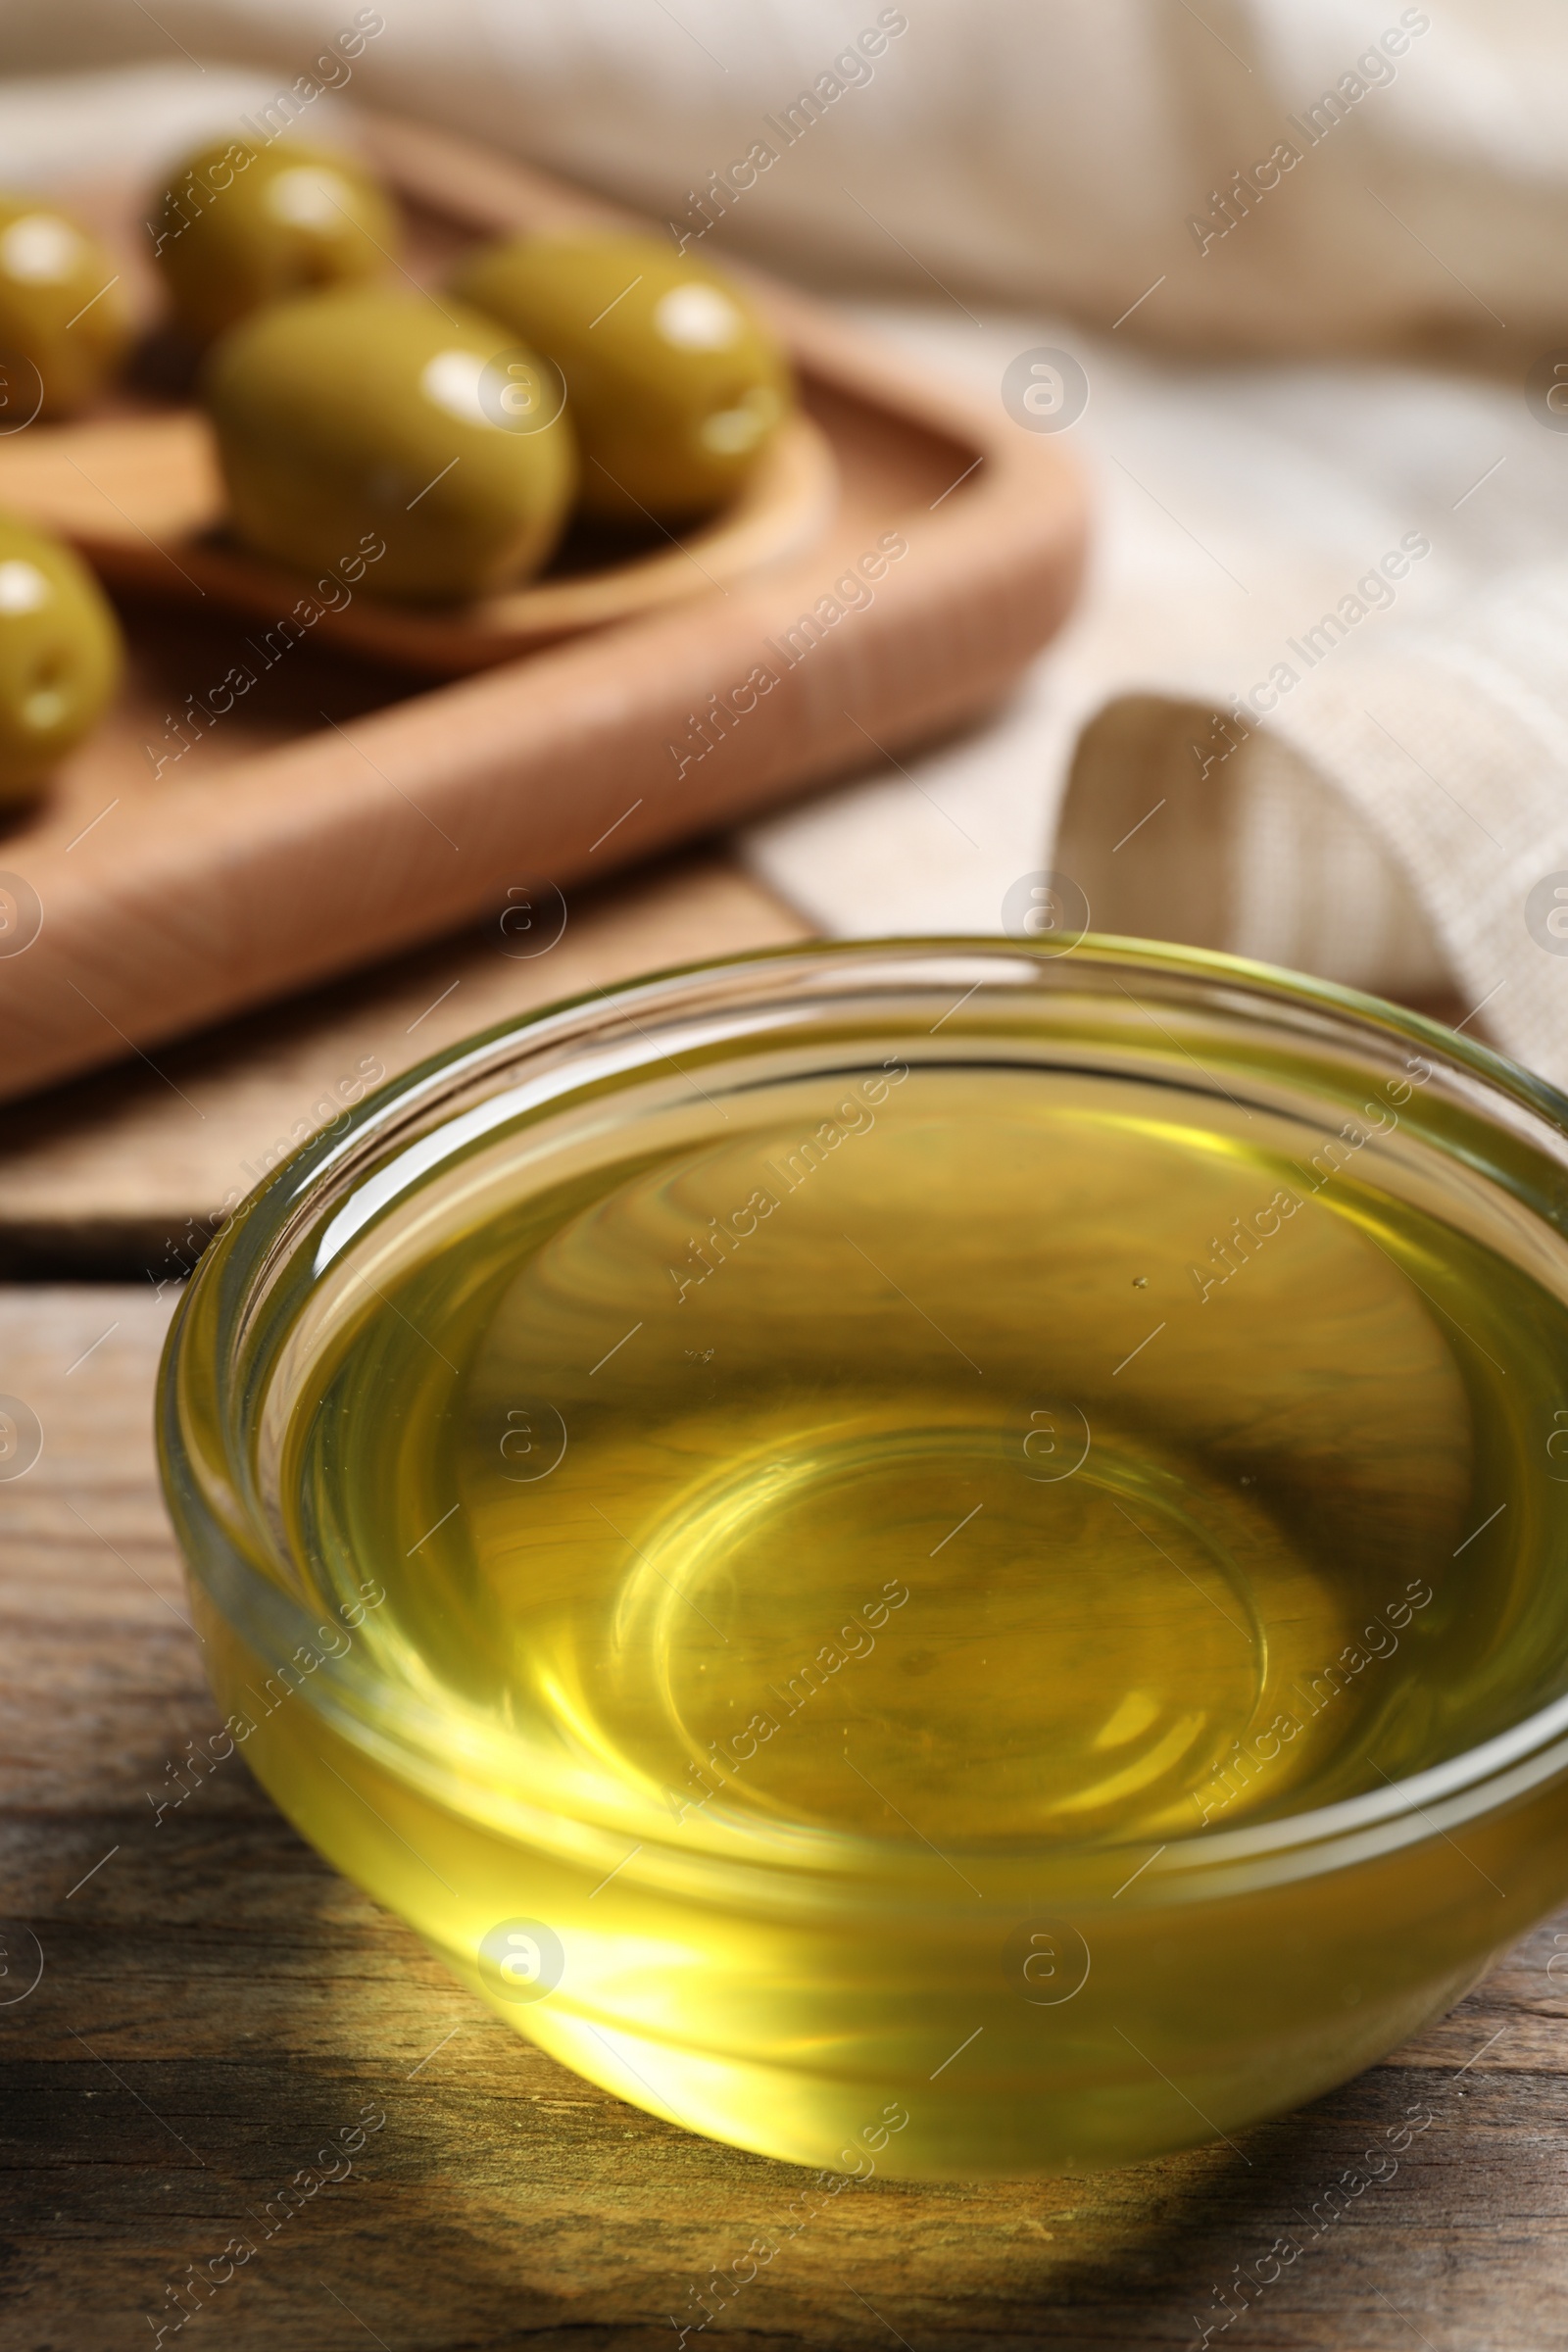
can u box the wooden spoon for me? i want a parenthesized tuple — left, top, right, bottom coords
(0, 406, 837, 674)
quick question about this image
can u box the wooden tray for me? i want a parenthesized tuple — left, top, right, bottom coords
(0, 113, 1087, 1110)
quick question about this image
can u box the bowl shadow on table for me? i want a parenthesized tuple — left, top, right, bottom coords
(295, 1825, 1568, 2348)
(20, 1785, 1541, 2352)
(1, 1283, 1551, 2348)
(260, 1966, 1551, 2352)
(12, 1775, 1518, 2352)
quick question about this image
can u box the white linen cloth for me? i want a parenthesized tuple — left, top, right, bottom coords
(5, 6, 1568, 1076)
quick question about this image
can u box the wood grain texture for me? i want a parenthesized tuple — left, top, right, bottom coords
(0, 850, 808, 1277)
(0, 113, 1089, 1111)
(2, 1288, 1565, 2352)
(0, 842, 1475, 1283)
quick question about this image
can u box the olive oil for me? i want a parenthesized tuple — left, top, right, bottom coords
(233, 1048, 1568, 2172)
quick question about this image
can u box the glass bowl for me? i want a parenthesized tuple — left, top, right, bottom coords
(158, 936, 1568, 2180)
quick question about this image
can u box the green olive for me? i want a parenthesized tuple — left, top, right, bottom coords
(202, 287, 578, 601)
(450, 232, 794, 522)
(0, 194, 131, 419)
(152, 138, 398, 344)
(0, 510, 122, 803)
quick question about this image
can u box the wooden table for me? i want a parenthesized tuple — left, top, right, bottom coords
(2, 858, 1561, 2352)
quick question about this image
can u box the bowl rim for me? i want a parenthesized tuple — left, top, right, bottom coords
(158, 930, 1568, 1897)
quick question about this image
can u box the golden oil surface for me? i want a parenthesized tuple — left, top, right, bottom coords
(272, 1058, 1568, 2167)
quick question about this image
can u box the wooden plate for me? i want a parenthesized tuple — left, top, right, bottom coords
(0, 409, 839, 674)
(0, 113, 1089, 1111)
